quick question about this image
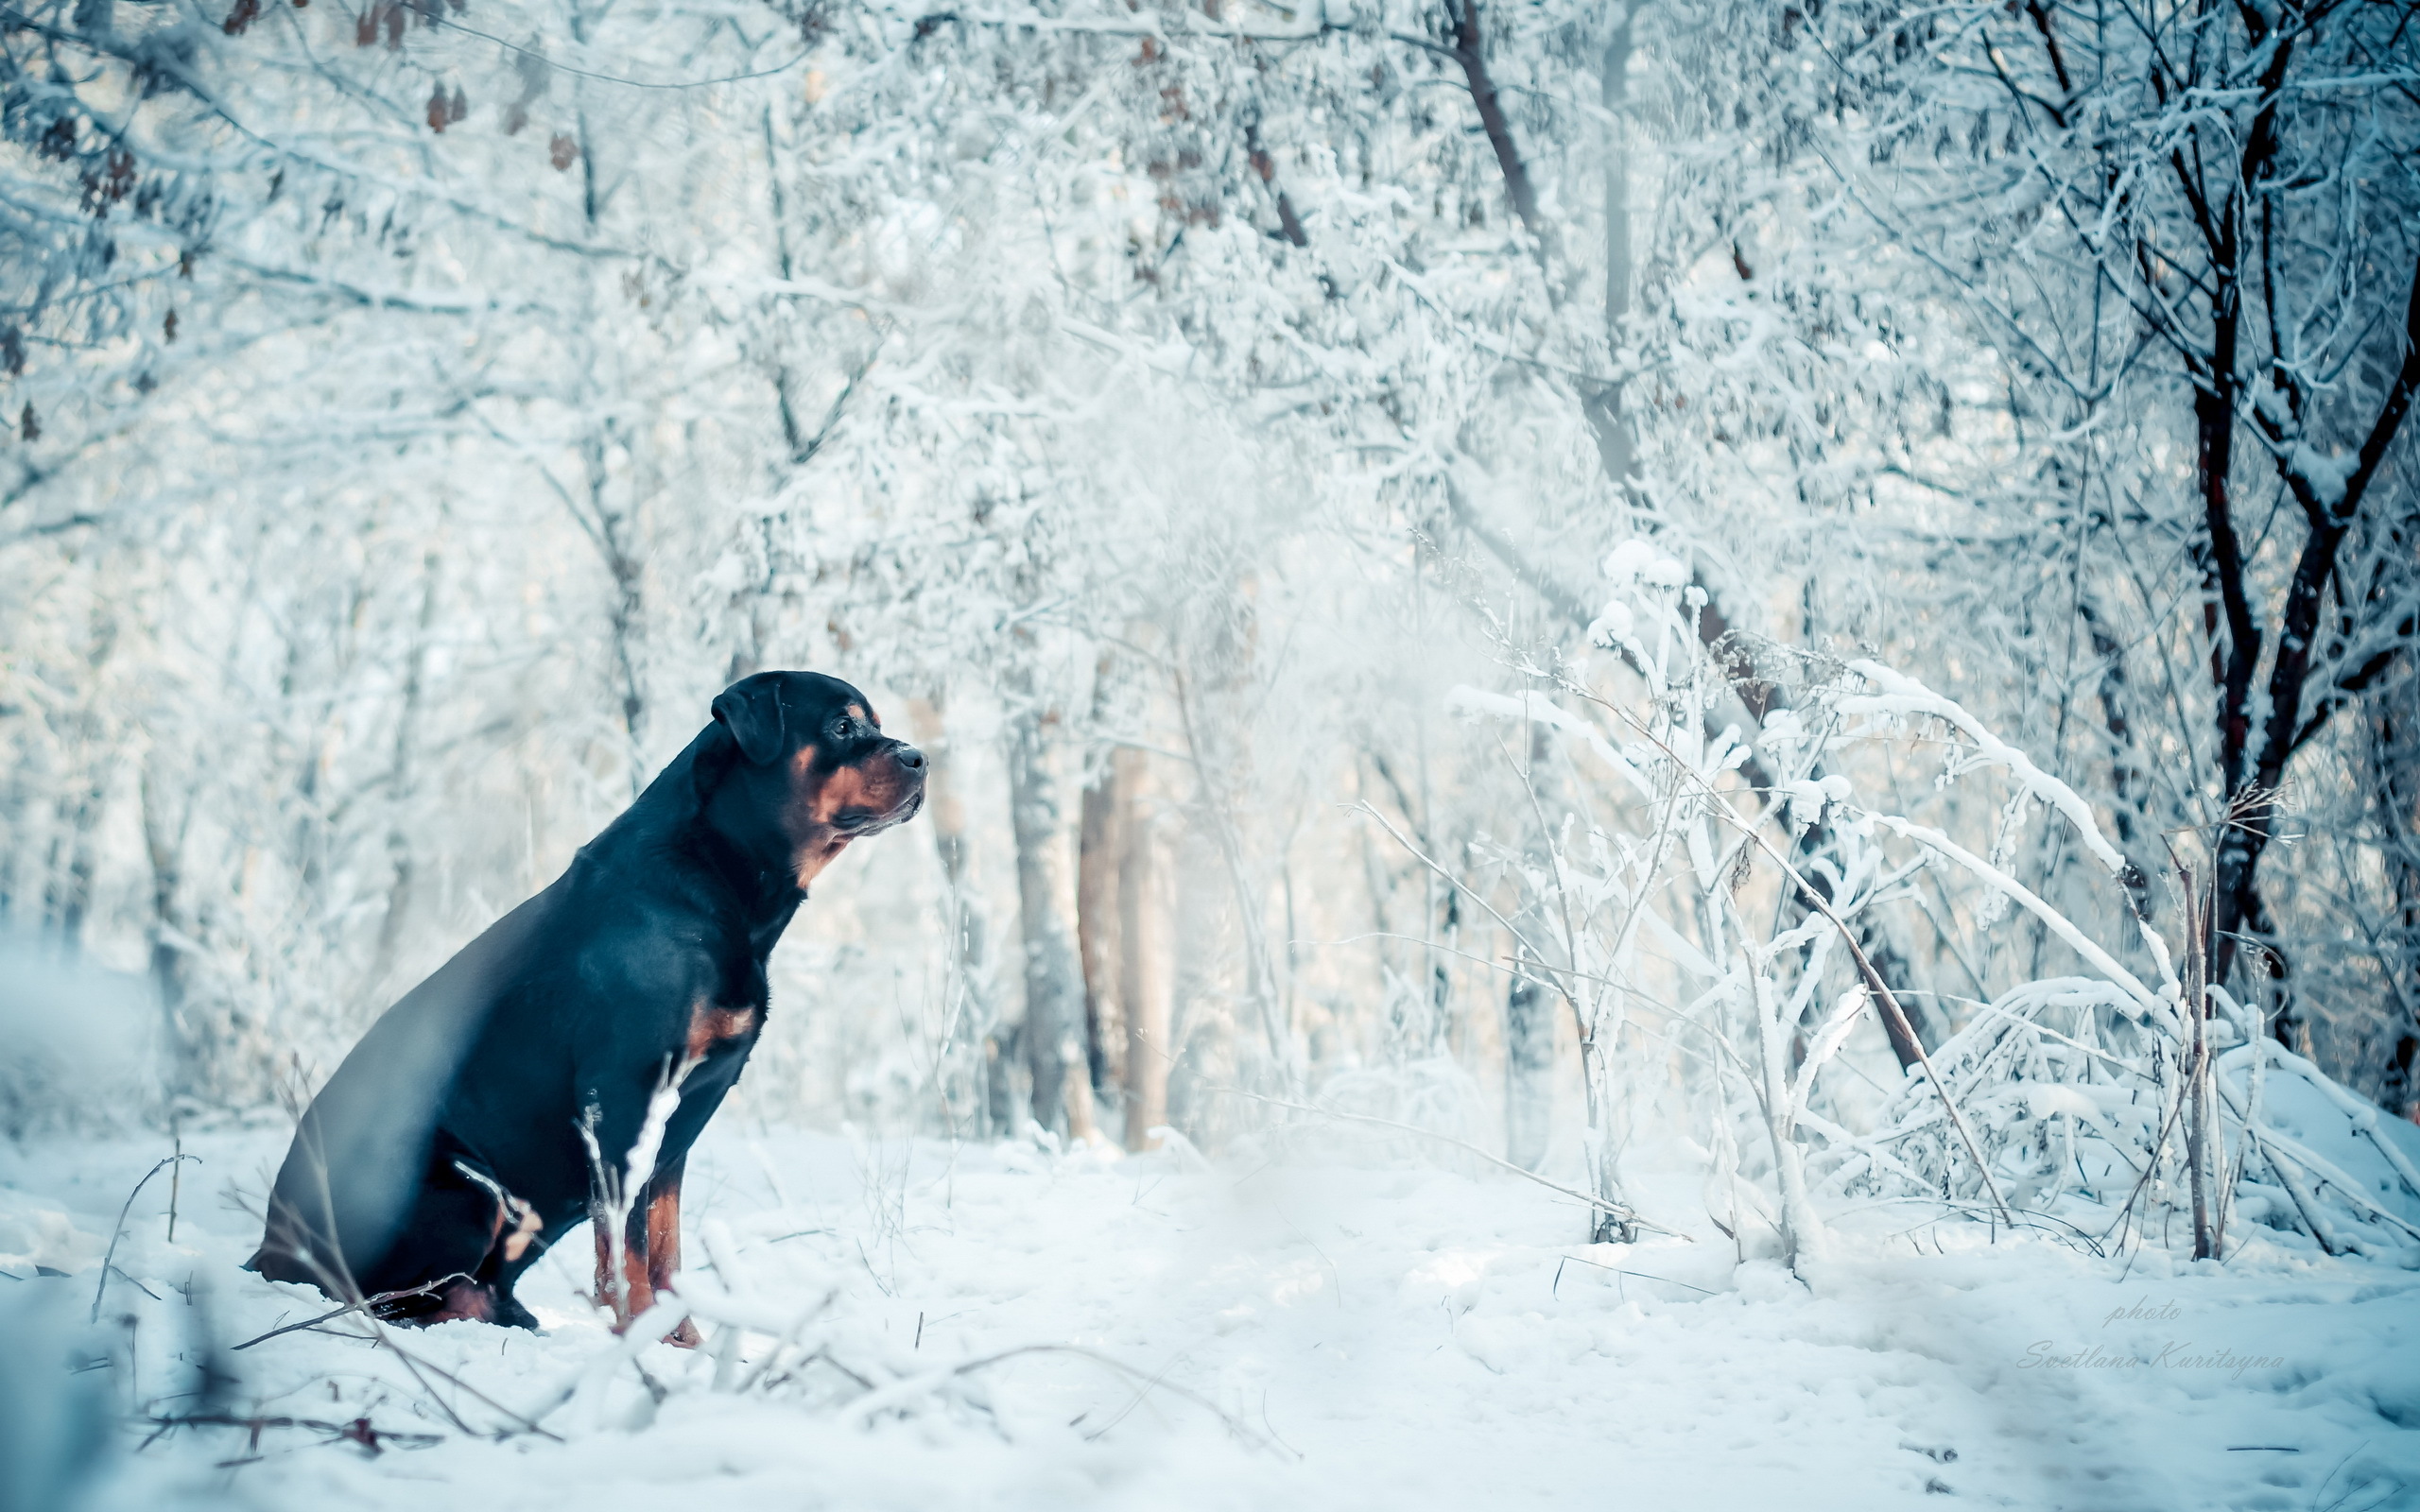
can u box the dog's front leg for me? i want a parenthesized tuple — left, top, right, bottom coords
(594, 1158, 701, 1346)
(640, 1155, 702, 1348)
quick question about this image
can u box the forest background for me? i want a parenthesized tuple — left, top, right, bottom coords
(3, 0, 2415, 1245)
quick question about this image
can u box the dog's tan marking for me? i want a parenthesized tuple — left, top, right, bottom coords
(451, 1158, 542, 1266)
(420, 1277, 498, 1324)
(684, 1001, 759, 1060)
(500, 1197, 542, 1263)
(775, 707, 918, 888)
(813, 762, 886, 824)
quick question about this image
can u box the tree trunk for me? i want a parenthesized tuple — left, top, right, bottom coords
(585, 430, 647, 794)
(1746, 952, 1819, 1267)
(2378, 706, 2420, 1118)
(1163, 818, 1231, 1145)
(1115, 747, 1169, 1150)
(368, 549, 442, 1000)
(905, 696, 1007, 1134)
(2181, 868, 2221, 1260)
(1008, 700, 1095, 1141)
(48, 775, 101, 946)
(140, 758, 193, 1100)
(1505, 968, 1553, 1170)
(1447, 0, 1554, 264)
(47, 625, 112, 947)
(1504, 724, 1559, 1169)
(1576, 983, 1638, 1246)
(1582, 5, 1639, 478)
(1077, 760, 1127, 1108)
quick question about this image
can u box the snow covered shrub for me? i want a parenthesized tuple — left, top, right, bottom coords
(1442, 540, 2420, 1267)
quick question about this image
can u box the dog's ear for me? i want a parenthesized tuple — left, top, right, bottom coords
(711, 675, 787, 765)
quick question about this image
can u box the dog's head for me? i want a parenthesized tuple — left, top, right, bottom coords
(706, 671, 925, 884)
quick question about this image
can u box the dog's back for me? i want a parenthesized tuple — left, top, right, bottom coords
(247, 878, 563, 1298)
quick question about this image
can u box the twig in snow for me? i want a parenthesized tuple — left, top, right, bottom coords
(232, 1272, 476, 1349)
(1552, 1252, 1716, 1296)
(167, 1128, 184, 1245)
(108, 1264, 160, 1300)
(1077, 1349, 1194, 1443)
(308, 1313, 564, 1442)
(93, 1155, 199, 1322)
(143, 1412, 446, 1452)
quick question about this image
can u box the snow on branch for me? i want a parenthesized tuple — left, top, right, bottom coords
(1863, 814, 2173, 1027)
(1444, 685, 1658, 801)
(1839, 660, 2135, 884)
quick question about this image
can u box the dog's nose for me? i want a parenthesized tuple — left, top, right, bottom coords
(892, 744, 926, 774)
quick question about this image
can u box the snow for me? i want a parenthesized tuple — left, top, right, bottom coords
(2285, 443, 2358, 512)
(4, 4, 2415, 1506)
(1444, 685, 1655, 801)
(2232, 1047, 2420, 1250)
(12, 1119, 2420, 1512)
(1585, 597, 1634, 647)
(1599, 540, 1688, 588)
(1758, 708, 1808, 752)
(1779, 773, 1852, 832)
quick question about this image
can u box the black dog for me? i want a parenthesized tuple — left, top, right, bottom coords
(249, 672, 924, 1337)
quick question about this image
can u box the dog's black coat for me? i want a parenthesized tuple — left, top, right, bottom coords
(248, 672, 924, 1329)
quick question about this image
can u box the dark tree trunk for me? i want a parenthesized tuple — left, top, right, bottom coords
(1077, 761, 1127, 1103)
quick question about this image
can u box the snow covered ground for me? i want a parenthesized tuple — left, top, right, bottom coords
(8, 1114, 2419, 1512)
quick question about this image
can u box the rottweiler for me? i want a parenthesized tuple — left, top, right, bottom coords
(248, 671, 924, 1339)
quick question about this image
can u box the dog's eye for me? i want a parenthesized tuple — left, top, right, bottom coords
(830, 716, 856, 739)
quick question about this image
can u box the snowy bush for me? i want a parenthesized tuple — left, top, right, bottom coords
(1440, 540, 2420, 1265)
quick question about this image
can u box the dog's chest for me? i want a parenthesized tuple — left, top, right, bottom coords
(678, 935, 772, 1061)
